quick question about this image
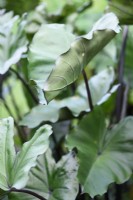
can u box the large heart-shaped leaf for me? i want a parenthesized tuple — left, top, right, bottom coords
(9, 149, 79, 200)
(20, 67, 119, 128)
(66, 108, 133, 197)
(108, 0, 133, 25)
(0, 117, 52, 195)
(0, 11, 28, 74)
(28, 24, 75, 82)
(29, 12, 120, 103)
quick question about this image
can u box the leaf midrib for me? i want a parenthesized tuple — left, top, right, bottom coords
(11, 131, 43, 184)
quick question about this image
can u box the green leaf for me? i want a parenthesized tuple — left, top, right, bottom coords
(0, 11, 13, 25)
(10, 125, 52, 189)
(0, 116, 52, 194)
(20, 67, 119, 128)
(0, 117, 15, 190)
(89, 40, 117, 72)
(30, 12, 120, 103)
(25, 3, 47, 34)
(5, 0, 40, 15)
(28, 24, 75, 82)
(20, 102, 60, 128)
(0, 189, 9, 200)
(108, 0, 133, 24)
(66, 108, 133, 197)
(10, 149, 78, 200)
(1, 196, 8, 200)
(9, 150, 78, 200)
(77, 66, 116, 105)
(0, 11, 28, 74)
(9, 193, 36, 200)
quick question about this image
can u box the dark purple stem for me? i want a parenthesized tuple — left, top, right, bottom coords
(116, 26, 128, 122)
(82, 69, 93, 111)
(10, 188, 46, 200)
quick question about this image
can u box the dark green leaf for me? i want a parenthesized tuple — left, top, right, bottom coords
(9, 192, 36, 200)
(108, 0, 133, 24)
(66, 108, 133, 197)
(28, 24, 75, 82)
(20, 67, 119, 128)
(30, 12, 120, 103)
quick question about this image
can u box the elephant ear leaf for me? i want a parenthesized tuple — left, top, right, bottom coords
(0, 11, 28, 75)
(66, 108, 133, 197)
(28, 149, 78, 200)
(41, 12, 120, 103)
(10, 125, 52, 190)
(28, 24, 75, 83)
(0, 117, 16, 191)
(9, 149, 79, 200)
(0, 118, 52, 199)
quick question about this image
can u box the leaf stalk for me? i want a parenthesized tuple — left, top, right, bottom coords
(10, 68, 38, 104)
(116, 26, 128, 122)
(82, 69, 93, 111)
(10, 188, 47, 200)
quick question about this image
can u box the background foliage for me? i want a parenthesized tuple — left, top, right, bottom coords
(0, 0, 133, 200)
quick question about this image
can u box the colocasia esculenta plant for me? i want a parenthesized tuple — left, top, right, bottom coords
(0, 0, 133, 199)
